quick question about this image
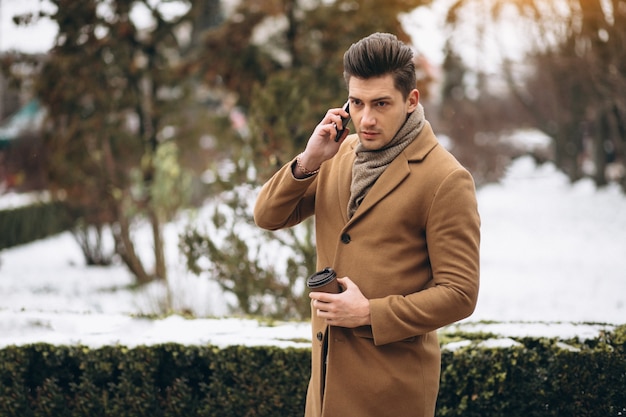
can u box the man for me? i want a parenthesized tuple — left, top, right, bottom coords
(254, 33, 480, 417)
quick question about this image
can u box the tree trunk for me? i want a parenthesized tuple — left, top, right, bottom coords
(149, 208, 167, 281)
(593, 112, 610, 186)
(113, 199, 153, 285)
(101, 134, 154, 285)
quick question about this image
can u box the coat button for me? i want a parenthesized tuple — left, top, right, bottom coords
(341, 233, 351, 244)
(316, 332, 323, 341)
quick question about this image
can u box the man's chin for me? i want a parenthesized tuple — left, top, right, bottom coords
(357, 138, 386, 151)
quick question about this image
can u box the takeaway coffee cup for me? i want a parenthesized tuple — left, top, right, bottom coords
(306, 267, 341, 293)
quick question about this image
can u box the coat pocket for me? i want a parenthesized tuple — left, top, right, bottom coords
(352, 325, 417, 343)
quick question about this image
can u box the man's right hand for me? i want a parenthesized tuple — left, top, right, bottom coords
(293, 105, 351, 178)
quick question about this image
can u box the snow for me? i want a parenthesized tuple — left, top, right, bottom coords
(0, 0, 57, 53)
(0, 154, 624, 349)
(475, 157, 626, 324)
(0, 190, 49, 209)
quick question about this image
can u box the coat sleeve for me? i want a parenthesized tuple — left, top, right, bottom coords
(253, 158, 318, 231)
(368, 168, 480, 345)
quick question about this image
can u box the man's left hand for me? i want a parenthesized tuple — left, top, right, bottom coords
(309, 277, 371, 328)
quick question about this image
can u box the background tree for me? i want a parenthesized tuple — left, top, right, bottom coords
(21, 0, 211, 283)
(441, 0, 626, 189)
(517, 0, 626, 188)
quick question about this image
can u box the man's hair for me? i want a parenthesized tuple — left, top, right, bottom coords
(343, 33, 416, 99)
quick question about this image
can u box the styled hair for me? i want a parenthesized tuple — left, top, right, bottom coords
(343, 33, 416, 99)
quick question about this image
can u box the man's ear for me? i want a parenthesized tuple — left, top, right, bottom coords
(407, 89, 420, 113)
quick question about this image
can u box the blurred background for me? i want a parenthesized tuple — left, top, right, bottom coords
(0, 0, 624, 322)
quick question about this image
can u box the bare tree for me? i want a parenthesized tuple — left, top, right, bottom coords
(443, 0, 626, 188)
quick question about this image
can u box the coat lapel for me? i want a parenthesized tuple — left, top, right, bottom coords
(337, 138, 357, 225)
(347, 153, 410, 225)
(346, 122, 439, 225)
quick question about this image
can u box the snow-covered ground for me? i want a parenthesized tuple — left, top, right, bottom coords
(0, 154, 624, 349)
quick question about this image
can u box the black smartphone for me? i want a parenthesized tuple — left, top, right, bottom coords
(335, 100, 351, 142)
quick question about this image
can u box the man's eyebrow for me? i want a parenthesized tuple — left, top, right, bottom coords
(349, 95, 393, 102)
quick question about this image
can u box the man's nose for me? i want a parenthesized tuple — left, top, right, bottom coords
(361, 106, 376, 126)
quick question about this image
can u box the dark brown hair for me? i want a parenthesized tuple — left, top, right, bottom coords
(343, 33, 416, 99)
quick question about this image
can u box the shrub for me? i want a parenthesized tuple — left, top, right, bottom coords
(0, 325, 624, 416)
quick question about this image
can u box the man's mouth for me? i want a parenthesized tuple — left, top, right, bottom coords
(360, 130, 380, 139)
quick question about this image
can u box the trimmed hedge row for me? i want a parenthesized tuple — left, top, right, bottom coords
(0, 326, 624, 416)
(438, 334, 626, 416)
(0, 344, 310, 417)
(0, 202, 74, 250)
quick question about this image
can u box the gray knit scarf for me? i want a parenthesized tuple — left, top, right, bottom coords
(347, 103, 425, 219)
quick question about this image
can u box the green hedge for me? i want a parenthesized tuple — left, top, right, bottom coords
(0, 202, 74, 250)
(0, 344, 310, 417)
(0, 326, 624, 416)
(438, 334, 626, 416)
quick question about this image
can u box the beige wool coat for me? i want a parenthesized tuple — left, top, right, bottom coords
(254, 121, 480, 417)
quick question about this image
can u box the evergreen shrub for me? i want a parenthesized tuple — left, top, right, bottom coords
(0, 202, 73, 250)
(0, 325, 624, 416)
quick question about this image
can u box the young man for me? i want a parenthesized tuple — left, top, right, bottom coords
(254, 33, 480, 417)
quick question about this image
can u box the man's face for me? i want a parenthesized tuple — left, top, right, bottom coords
(348, 74, 419, 151)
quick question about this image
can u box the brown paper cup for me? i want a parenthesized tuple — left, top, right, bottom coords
(306, 267, 340, 293)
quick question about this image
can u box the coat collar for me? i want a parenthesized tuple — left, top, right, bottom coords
(340, 121, 439, 225)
